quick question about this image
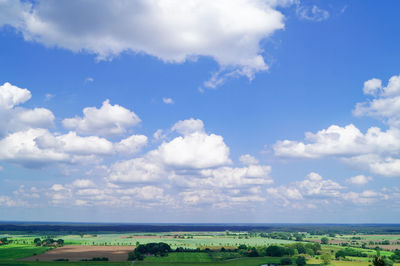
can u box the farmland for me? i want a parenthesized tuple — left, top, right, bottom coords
(1, 223, 400, 265)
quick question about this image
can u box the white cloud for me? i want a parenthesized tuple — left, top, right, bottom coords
(108, 157, 165, 183)
(13, 185, 40, 199)
(342, 190, 385, 205)
(0, 0, 293, 87)
(274, 124, 400, 157)
(162, 97, 174, 104)
(0, 129, 69, 167)
(85, 77, 94, 83)
(266, 173, 352, 208)
(0, 82, 55, 136)
(199, 165, 273, 188)
(274, 74, 400, 177)
(156, 131, 231, 169)
(45, 93, 55, 101)
(62, 99, 141, 136)
(0, 82, 31, 109)
(72, 179, 96, 188)
(345, 175, 372, 185)
(153, 129, 166, 141)
(296, 5, 329, 22)
(0, 196, 22, 207)
(239, 154, 259, 165)
(347, 155, 400, 177)
(297, 172, 344, 197)
(115, 134, 148, 155)
(51, 184, 66, 191)
(363, 78, 382, 96)
(171, 118, 204, 135)
(354, 74, 400, 127)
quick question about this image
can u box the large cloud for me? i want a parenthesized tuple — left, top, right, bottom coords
(274, 74, 400, 177)
(0, 82, 31, 109)
(63, 99, 141, 136)
(0, 82, 54, 136)
(154, 119, 231, 169)
(0, 0, 293, 87)
(354, 74, 400, 127)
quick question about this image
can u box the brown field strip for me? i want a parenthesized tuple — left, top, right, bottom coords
(21, 245, 134, 261)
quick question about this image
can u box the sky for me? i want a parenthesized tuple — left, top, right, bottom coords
(0, 0, 400, 223)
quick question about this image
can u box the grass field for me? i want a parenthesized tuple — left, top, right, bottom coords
(0, 244, 50, 260)
(136, 256, 287, 266)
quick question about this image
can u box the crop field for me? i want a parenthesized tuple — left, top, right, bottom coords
(306, 233, 400, 252)
(21, 245, 134, 262)
(143, 252, 213, 263)
(57, 233, 294, 248)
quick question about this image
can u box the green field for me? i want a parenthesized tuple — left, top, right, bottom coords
(59, 233, 293, 248)
(0, 244, 50, 260)
(136, 256, 286, 266)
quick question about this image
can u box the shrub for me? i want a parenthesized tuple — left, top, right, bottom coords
(281, 257, 292, 265)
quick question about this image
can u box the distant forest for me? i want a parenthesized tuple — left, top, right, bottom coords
(1, 222, 400, 235)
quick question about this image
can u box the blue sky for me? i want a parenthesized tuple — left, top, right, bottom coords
(0, 0, 400, 223)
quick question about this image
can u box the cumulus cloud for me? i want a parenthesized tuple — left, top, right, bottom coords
(115, 134, 148, 155)
(62, 99, 141, 136)
(274, 124, 400, 176)
(297, 172, 343, 197)
(264, 172, 389, 208)
(0, 195, 25, 207)
(342, 190, 386, 205)
(199, 165, 273, 188)
(156, 131, 231, 169)
(345, 175, 372, 185)
(0, 0, 294, 87)
(171, 118, 204, 135)
(0, 82, 55, 136)
(363, 78, 382, 96)
(274, 74, 400, 177)
(354, 74, 400, 127)
(239, 154, 259, 165)
(0, 82, 31, 109)
(72, 179, 96, 188)
(108, 157, 165, 183)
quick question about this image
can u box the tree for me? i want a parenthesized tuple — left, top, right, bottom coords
(372, 256, 385, 266)
(296, 256, 307, 266)
(321, 253, 331, 265)
(34, 238, 41, 246)
(321, 237, 329, 245)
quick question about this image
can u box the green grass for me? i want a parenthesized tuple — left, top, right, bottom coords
(0, 244, 50, 260)
(209, 252, 242, 261)
(136, 256, 286, 266)
(144, 252, 213, 263)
